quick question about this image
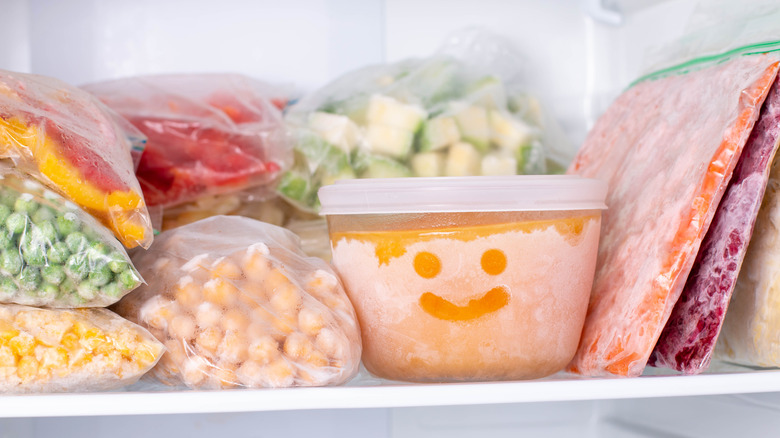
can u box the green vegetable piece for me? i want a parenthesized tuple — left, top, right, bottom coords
(0, 277, 17, 296)
(118, 269, 140, 290)
(0, 251, 22, 275)
(36, 221, 58, 242)
(102, 281, 123, 298)
(56, 213, 81, 236)
(77, 280, 97, 300)
(0, 205, 11, 225)
(0, 230, 14, 250)
(22, 242, 46, 267)
(65, 254, 88, 280)
(278, 171, 311, 202)
(68, 293, 86, 306)
(47, 242, 70, 265)
(88, 265, 112, 287)
(13, 195, 39, 215)
(65, 232, 88, 254)
(6, 213, 27, 235)
(41, 265, 66, 286)
(107, 252, 129, 274)
(32, 207, 56, 224)
(39, 282, 59, 300)
(89, 241, 109, 255)
(17, 267, 41, 291)
(0, 189, 18, 208)
(60, 277, 76, 295)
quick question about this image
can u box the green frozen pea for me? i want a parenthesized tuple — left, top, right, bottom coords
(118, 269, 140, 290)
(102, 281, 123, 298)
(22, 243, 46, 267)
(38, 282, 59, 300)
(89, 241, 109, 255)
(68, 294, 86, 306)
(88, 265, 112, 287)
(76, 280, 97, 300)
(0, 277, 17, 296)
(65, 232, 88, 254)
(41, 265, 65, 286)
(0, 251, 22, 275)
(47, 242, 70, 265)
(32, 207, 56, 224)
(36, 221, 58, 242)
(56, 213, 81, 236)
(107, 253, 129, 274)
(60, 277, 76, 295)
(65, 254, 88, 280)
(0, 205, 11, 225)
(17, 267, 41, 291)
(0, 231, 13, 250)
(6, 213, 27, 235)
(13, 195, 38, 215)
(0, 189, 18, 208)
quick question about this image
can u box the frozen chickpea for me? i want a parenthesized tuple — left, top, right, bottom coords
(247, 335, 279, 365)
(140, 296, 177, 331)
(203, 278, 239, 307)
(169, 315, 197, 341)
(195, 303, 222, 328)
(236, 360, 264, 386)
(315, 328, 346, 359)
(196, 326, 223, 354)
(265, 268, 293, 292)
(182, 357, 208, 387)
(270, 315, 295, 340)
(211, 257, 243, 281)
(270, 283, 303, 316)
(221, 308, 250, 333)
(246, 321, 270, 340)
(305, 350, 329, 368)
(243, 247, 271, 282)
(173, 278, 202, 309)
(211, 365, 240, 389)
(261, 358, 294, 388)
(298, 306, 325, 337)
(219, 331, 248, 364)
(284, 332, 314, 360)
(307, 270, 339, 295)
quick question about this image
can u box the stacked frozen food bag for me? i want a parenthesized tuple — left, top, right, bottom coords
(566, 41, 780, 377)
(0, 69, 164, 392)
(279, 30, 574, 213)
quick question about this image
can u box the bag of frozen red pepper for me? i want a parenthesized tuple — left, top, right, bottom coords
(83, 74, 293, 209)
(0, 69, 153, 249)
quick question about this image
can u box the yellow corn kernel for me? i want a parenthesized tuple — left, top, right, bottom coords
(72, 322, 89, 337)
(133, 348, 156, 368)
(9, 333, 35, 357)
(61, 333, 79, 351)
(17, 356, 39, 381)
(203, 278, 239, 307)
(0, 321, 19, 342)
(0, 345, 16, 367)
(211, 258, 243, 281)
(247, 335, 279, 365)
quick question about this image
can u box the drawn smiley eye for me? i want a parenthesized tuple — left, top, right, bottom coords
(481, 249, 507, 276)
(414, 251, 441, 279)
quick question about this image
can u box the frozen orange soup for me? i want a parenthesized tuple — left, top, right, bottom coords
(319, 177, 607, 382)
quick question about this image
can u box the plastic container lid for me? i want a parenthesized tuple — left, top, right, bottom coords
(318, 176, 608, 215)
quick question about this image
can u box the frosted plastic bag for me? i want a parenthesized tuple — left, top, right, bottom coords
(0, 166, 142, 307)
(83, 74, 293, 208)
(0, 69, 152, 249)
(0, 304, 163, 393)
(113, 216, 361, 389)
(280, 30, 572, 212)
(567, 47, 780, 377)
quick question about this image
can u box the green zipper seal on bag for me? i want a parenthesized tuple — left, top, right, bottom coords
(631, 40, 780, 87)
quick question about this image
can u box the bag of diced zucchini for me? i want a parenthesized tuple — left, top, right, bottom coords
(0, 165, 142, 308)
(280, 30, 573, 211)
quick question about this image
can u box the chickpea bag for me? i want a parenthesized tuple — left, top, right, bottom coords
(0, 304, 163, 393)
(0, 166, 142, 307)
(113, 216, 361, 389)
(0, 69, 152, 248)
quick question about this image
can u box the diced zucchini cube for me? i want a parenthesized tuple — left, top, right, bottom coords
(360, 155, 412, 179)
(445, 142, 481, 177)
(365, 124, 415, 159)
(481, 152, 517, 176)
(366, 95, 427, 132)
(451, 103, 490, 153)
(411, 152, 445, 177)
(308, 112, 361, 152)
(490, 109, 533, 152)
(418, 117, 460, 152)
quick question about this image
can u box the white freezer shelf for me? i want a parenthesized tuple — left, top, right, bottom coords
(3, 369, 780, 418)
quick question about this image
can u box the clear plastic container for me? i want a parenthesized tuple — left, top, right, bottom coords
(319, 176, 607, 382)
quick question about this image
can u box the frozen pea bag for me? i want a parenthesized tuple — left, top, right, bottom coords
(0, 304, 163, 393)
(112, 215, 361, 389)
(0, 166, 142, 307)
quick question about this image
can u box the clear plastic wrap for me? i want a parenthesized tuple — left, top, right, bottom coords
(0, 69, 153, 249)
(0, 304, 163, 393)
(280, 30, 572, 212)
(113, 216, 361, 389)
(83, 74, 293, 208)
(0, 166, 142, 308)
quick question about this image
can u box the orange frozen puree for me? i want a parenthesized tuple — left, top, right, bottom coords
(330, 213, 601, 382)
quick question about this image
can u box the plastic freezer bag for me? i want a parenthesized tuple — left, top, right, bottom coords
(280, 30, 572, 212)
(649, 73, 780, 374)
(0, 166, 142, 308)
(83, 74, 293, 208)
(567, 49, 780, 377)
(113, 216, 361, 389)
(0, 304, 163, 393)
(0, 69, 152, 248)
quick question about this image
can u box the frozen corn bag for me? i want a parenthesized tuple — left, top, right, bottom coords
(280, 30, 570, 212)
(113, 216, 361, 389)
(716, 127, 780, 367)
(650, 74, 780, 374)
(567, 48, 780, 377)
(0, 304, 163, 393)
(83, 74, 292, 208)
(0, 166, 142, 307)
(0, 69, 152, 248)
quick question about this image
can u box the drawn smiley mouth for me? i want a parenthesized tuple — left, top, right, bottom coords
(419, 286, 510, 321)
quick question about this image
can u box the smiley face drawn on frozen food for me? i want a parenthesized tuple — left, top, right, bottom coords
(415, 248, 510, 321)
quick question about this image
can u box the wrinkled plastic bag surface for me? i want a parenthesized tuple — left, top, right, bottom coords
(0, 69, 153, 249)
(0, 166, 142, 307)
(113, 216, 361, 389)
(280, 30, 573, 212)
(84, 74, 293, 209)
(0, 304, 163, 393)
(567, 53, 780, 377)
